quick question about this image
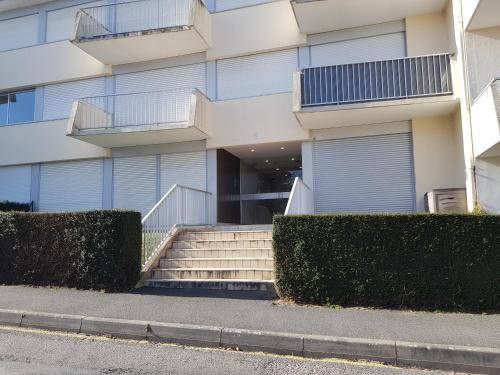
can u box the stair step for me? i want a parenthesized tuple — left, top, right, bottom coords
(151, 268, 274, 281)
(160, 258, 274, 269)
(166, 248, 274, 259)
(144, 279, 276, 292)
(172, 239, 272, 250)
(178, 231, 272, 241)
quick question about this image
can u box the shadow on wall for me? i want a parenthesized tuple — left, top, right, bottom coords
(476, 157, 500, 214)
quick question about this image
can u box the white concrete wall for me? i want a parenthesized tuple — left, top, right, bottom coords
(0, 41, 110, 91)
(412, 114, 466, 211)
(475, 157, 500, 213)
(0, 120, 109, 167)
(471, 80, 500, 157)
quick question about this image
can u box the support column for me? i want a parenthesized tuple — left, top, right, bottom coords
(30, 164, 41, 211)
(206, 149, 217, 224)
(301, 141, 314, 209)
(298, 46, 311, 69)
(102, 159, 113, 209)
(206, 61, 217, 101)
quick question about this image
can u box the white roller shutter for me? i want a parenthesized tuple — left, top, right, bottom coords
(39, 159, 103, 212)
(0, 14, 38, 51)
(216, 0, 272, 11)
(217, 49, 297, 100)
(43, 77, 106, 120)
(113, 156, 157, 216)
(0, 165, 31, 203)
(160, 151, 206, 195)
(46, 1, 105, 43)
(115, 63, 206, 94)
(310, 33, 406, 67)
(312, 133, 416, 213)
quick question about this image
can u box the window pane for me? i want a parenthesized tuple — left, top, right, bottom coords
(0, 95, 7, 125)
(8, 90, 35, 124)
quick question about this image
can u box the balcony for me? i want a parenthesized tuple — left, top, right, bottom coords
(71, 0, 211, 65)
(293, 54, 458, 130)
(290, 0, 447, 34)
(67, 88, 211, 148)
(471, 79, 500, 157)
(463, 0, 500, 31)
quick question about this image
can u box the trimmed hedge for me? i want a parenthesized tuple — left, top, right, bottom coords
(0, 201, 31, 212)
(273, 214, 500, 311)
(0, 210, 142, 292)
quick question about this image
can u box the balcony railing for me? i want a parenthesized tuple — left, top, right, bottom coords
(300, 54, 453, 108)
(75, 0, 203, 40)
(72, 88, 205, 131)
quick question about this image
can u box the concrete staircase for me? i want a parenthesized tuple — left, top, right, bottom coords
(144, 225, 275, 291)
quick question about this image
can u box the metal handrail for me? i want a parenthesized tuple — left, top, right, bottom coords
(301, 53, 454, 108)
(141, 184, 212, 266)
(75, 0, 199, 40)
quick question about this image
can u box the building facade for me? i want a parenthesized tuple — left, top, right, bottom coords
(0, 0, 493, 223)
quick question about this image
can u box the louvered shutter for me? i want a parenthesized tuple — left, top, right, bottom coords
(215, 0, 272, 11)
(113, 155, 157, 216)
(160, 151, 207, 195)
(0, 14, 38, 51)
(310, 33, 406, 67)
(217, 49, 297, 100)
(39, 159, 103, 212)
(43, 77, 106, 120)
(0, 165, 31, 203)
(312, 132, 416, 213)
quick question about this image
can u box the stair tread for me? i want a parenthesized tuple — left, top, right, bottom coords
(146, 278, 275, 283)
(169, 248, 272, 251)
(182, 230, 272, 234)
(162, 257, 274, 261)
(154, 267, 274, 271)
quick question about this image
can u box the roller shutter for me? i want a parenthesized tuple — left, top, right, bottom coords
(39, 159, 103, 212)
(0, 165, 31, 203)
(113, 155, 157, 216)
(160, 151, 207, 195)
(312, 133, 416, 213)
(46, 1, 105, 43)
(43, 77, 106, 120)
(217, 49, 297, 100)
(310, 32, 406, 67)
(115, 63, 206, 94)
(216, 0, 272, 11)
(0, 14, 38, 51)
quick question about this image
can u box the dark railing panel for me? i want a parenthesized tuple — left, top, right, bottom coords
(301, 54, 453, 107)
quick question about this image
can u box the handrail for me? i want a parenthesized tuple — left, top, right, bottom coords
(141, 184, 212, 266)
(75, 0, 201, 40)
(284, 177, 314, 215)
(301, 53, 454, 108)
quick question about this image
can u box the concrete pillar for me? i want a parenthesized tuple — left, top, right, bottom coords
(301, 141, 314, 209)
(298, 46, 311, 69)
(156, 154, 161, 201)
(206, 61, 217, 101)
(37, 10, 47, 44)
(34, 87, 45, 122)
(206, 149, 218, 224)
(30, 164, 41, 211)
(102, 159, 113, 209)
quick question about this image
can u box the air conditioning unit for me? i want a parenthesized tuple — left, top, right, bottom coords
(425, 188, 467, 213)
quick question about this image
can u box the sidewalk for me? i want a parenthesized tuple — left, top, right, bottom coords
(1, 285, 498, 349)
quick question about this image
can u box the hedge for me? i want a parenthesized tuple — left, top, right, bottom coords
(0, 210, 142, 292)
(273, 214, 500, 311)
(0, 201, 31, 212)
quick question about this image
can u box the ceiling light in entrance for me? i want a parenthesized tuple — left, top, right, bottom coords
(280, 147, 286, 150)
(251, 149, 255, 153)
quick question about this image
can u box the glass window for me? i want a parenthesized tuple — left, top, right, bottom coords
(8, 90, 35, 124)
(0, 89, 35, 126)
(0, 95, 7, 125)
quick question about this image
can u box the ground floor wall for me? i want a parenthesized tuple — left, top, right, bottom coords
(475, 157, 500, 213)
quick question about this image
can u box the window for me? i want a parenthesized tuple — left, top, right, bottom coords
(0, 89, 35, 126)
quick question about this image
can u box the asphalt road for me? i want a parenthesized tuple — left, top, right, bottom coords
(0, 326, 457, 375)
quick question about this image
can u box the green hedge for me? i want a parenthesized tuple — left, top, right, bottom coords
(0, 210, 142, 292)
(0, 201, 31, 212)
(273, 214, 500, 311)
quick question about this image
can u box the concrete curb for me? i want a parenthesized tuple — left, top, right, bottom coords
(0, 308, 498, 374)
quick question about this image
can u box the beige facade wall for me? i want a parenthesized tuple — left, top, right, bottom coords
(0, 120, 109, 167)
(207, 0, 306, 60)
(406, 11, 453, 56)
(206, 93, 309, 149)
(412, 114, 466, 211)
(0, 41, 110, 91)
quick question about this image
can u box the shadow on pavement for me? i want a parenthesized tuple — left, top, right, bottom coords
(131, 287, 278, 301)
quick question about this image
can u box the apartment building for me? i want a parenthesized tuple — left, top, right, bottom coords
(0, 0, 484, 224)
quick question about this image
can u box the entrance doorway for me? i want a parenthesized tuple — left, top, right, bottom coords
(216, 142, 302, 224)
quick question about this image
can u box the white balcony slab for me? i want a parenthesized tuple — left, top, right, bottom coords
(471, 79, 500, 157)
(464, 0, 500, 31)
(290, 0, 447, 34)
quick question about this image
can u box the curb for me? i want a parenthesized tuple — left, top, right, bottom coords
(0, 308, 498, 374)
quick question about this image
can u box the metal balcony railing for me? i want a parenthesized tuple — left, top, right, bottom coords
(76, 0, 201, 40)
(300, 54, 453, 108)
(73, 88, 197, 131)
